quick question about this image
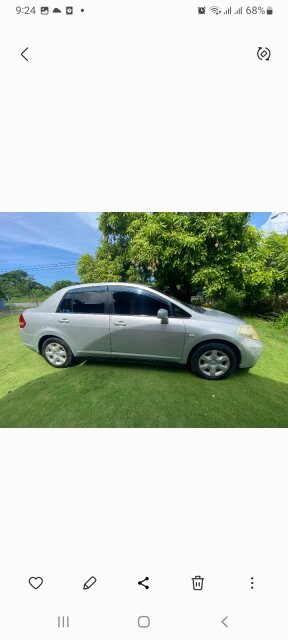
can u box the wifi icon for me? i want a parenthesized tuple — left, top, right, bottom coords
(210, 6, 221, 13)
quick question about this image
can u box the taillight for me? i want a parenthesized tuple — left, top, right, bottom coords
(19, 313, 26, 329)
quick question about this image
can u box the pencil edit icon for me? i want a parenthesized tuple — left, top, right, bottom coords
(83, 576, 97, 590)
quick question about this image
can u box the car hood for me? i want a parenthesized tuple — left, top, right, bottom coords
(196, 307, 245, 325)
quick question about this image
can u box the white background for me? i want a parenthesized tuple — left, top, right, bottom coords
(0, 428, 288, 639)
(0, 1, 287, 210)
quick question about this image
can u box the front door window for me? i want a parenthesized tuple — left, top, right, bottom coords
(111, 288, 170, 316)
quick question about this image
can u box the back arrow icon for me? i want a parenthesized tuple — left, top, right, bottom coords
(221, 616, 228, 628)
(21, 47, 29, 61)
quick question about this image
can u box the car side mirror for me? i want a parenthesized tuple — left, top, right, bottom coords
(157, 308, 169, 324)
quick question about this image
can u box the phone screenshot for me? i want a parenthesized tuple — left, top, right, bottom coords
(0, 2, 287, 639)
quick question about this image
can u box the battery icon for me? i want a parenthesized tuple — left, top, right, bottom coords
(267, 6, 273, 14)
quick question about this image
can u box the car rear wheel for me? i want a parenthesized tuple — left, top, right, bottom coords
(41, 338, 75, 368)
(189, 342, 237, 380)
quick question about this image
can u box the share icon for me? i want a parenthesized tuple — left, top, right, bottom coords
(138, 577, 149, 589)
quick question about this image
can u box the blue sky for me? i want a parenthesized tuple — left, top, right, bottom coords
(0, 212, 271, 286)
(0, 213, 101, 285)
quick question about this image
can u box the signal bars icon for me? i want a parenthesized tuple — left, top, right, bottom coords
(210, 5, 246, 14)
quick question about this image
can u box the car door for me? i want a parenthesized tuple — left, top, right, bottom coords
(56, 286, 111, 356)
(109, 286, 186, 360)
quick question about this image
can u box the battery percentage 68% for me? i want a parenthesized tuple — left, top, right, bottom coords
(246, 6, 266, 13)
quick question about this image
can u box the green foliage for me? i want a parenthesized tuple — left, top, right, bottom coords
(130, 211, 251, 300)
(0, 270, 49, 300)
(274, 311, 288, 329)
(77, 213, 288, 313)
(212, 286, 246, 315)
(77, 251, 124, 283)
(78, 213, 151, 284)
(50, 280, 79, 294)
(233, 231, 288, 311)
(78, 212, 251, 299)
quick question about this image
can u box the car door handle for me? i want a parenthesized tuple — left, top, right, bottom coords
(58, 318, 70, 323)
(113, 321, 127, 326)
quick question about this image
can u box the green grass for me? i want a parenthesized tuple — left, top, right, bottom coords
(6, 295, 48, 303)
(0, 315, 287, 428)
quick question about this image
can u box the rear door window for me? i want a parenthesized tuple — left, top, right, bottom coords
(57, 287, 108, 314)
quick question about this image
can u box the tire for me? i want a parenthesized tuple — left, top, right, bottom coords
(189, 342, 237, 380)
(41, 337, 75, 369)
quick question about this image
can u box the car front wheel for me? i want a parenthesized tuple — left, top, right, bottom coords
(189, 342, 237, 380)
(41, 338, 75, 368)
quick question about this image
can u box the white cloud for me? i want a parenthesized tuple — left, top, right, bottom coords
(261, 212, 288, 235)
(0, 212, 100, 254)
(73, 212, 100, 229)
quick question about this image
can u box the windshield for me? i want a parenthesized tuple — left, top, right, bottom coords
(168, 295, 207, 314)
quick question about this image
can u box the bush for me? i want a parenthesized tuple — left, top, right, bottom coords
(244, 292, 288, 315)
(212, 287, 245, 315)
(274, 311, 288, 329)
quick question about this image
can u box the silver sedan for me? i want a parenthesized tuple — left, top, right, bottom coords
(19, 282, 263, 380)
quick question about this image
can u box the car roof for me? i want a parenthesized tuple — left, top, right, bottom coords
(64, 282, 151, 290)
(33, 282, 193, 314)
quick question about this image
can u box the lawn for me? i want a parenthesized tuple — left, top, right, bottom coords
(0, 315, 287, 428)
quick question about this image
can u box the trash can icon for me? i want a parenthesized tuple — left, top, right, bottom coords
(192, 576, 204, 590)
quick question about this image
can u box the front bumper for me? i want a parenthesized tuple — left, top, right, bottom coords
(239, 338, 263, 368)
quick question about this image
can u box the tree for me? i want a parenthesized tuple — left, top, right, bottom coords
(78, 213, 150, 283)
(262, 232, 288, 293)
(77, 213, 288, 310)
(128, 212, 251, 299)
(50, 280, 79, 294)
(78, 212, 250, 300)
(232, 230, 288, 309)
(0, 270, 50, 300)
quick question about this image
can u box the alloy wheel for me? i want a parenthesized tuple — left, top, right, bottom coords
(198, 349, 230, 378)
(45, 342, 67, 366)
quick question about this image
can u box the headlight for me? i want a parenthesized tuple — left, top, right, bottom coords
(238, 325, 260, 340)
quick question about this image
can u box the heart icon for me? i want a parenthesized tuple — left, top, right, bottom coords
(29, 577, 43, 589)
